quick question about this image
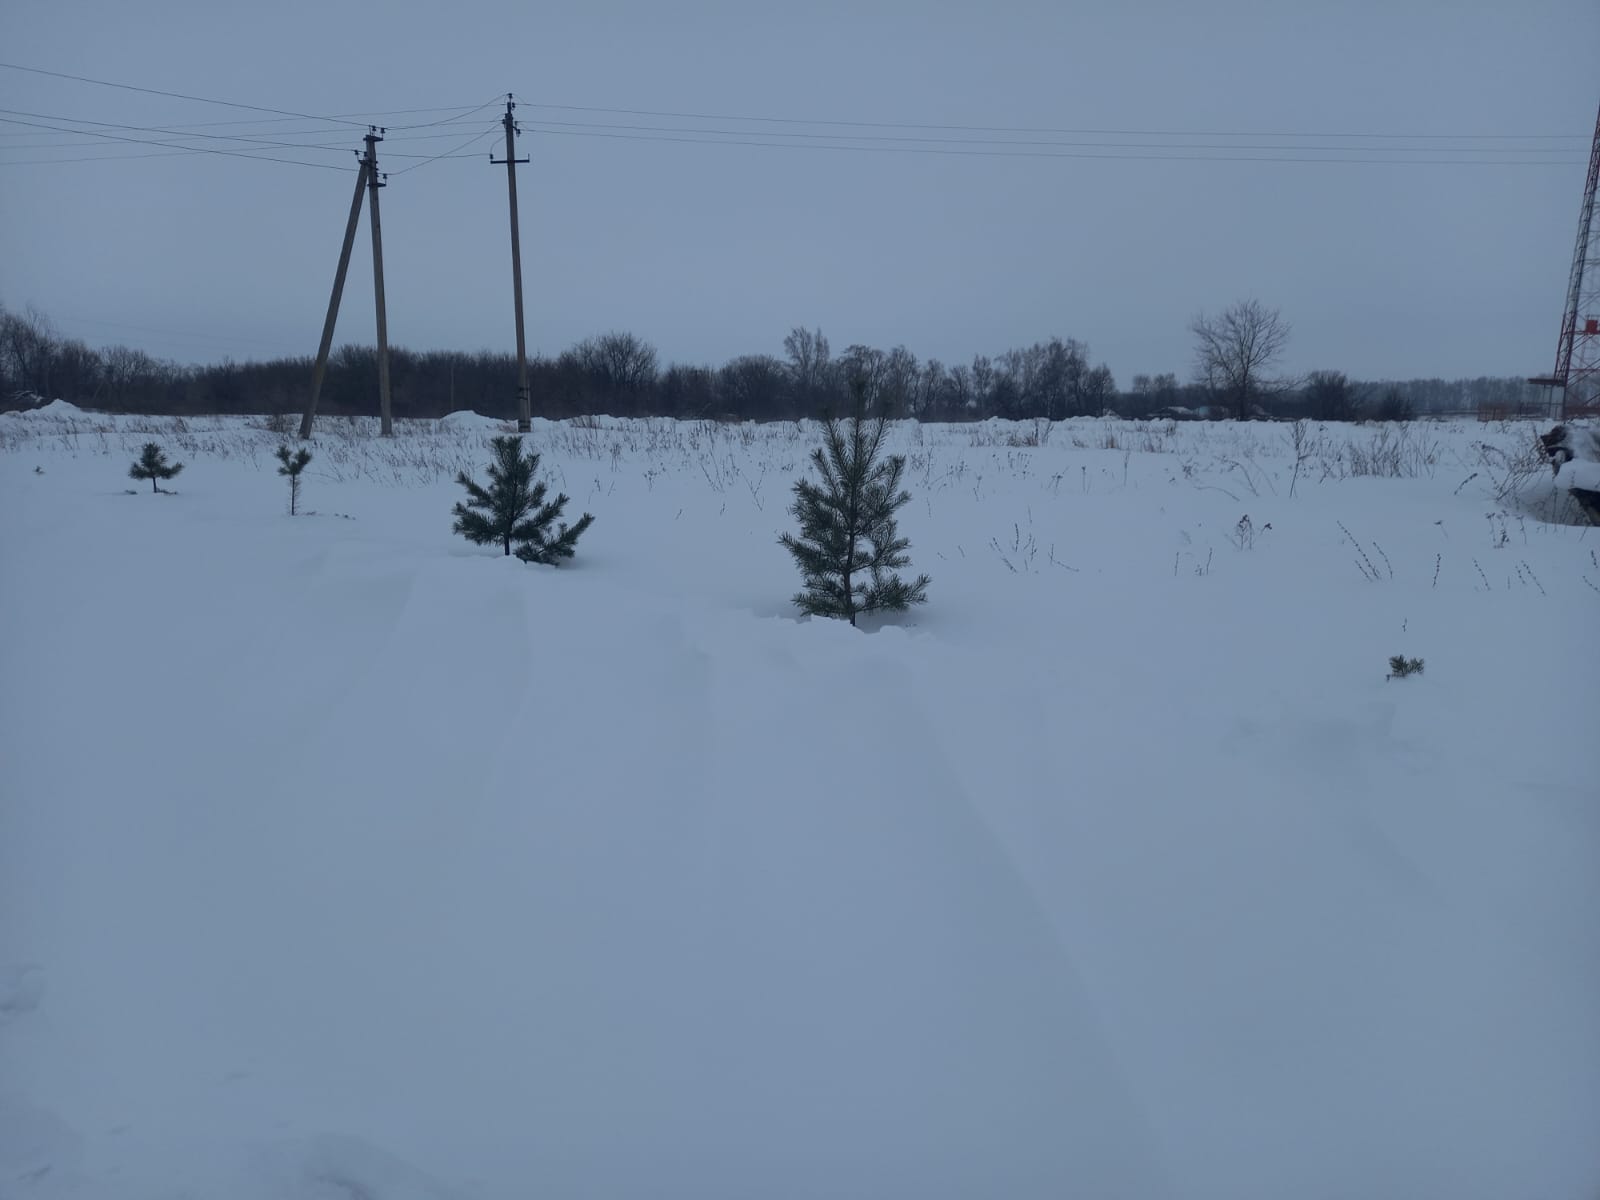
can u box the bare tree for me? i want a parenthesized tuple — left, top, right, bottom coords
(575, 331, 658, 412)
(1304, 369, 1361, 422)
(103, 345, 156, 410)
(1189, 299, 1290, 420)
(718, 354, 789, 419)
(1076, 362, 1117, 416)
(1132, 372, 1181, 414)
(915, 358, 947, 420)
(783, 326, 831, 402)
(836, 344, 887, 411)
(880, 345, 920, 418)
(968, 355, 995, 418)
(0, 305, 58, 404)
(947, 363, 974, 419)
(659, 363, 717, 419)
(50, 337, 103, 406)
(1372, 386, 1415, 423)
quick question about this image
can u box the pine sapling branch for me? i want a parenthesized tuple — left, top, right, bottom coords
(1386, 655, 1425, 680)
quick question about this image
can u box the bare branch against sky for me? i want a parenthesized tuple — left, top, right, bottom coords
(0, 0, 1595, 380)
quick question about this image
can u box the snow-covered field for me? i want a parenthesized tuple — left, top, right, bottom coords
(2, 403, 1597, 1199)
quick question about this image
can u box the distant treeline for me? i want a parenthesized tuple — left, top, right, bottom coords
(0, 304, 1546, 424)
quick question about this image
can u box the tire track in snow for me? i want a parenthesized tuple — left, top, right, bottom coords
(650, 622, 1176, 1196)
(837, 645, 1177, 1195)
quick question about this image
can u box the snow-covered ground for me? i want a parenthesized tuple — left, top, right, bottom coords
(1, 404, 1596, 1199)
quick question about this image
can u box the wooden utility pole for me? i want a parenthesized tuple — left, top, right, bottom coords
(299, 158, 370, 440)
(364, 128, 395, 436)
(491, 95, 532, 432)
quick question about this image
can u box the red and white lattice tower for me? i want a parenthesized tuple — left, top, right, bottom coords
(1549, 102, 1600, 420)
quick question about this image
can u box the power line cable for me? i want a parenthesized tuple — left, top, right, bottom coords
(0, 58, 1581, 170)
(0, 114, 352, 170)
(0, 63, 499, 136)
(514, 99, 1588, 143)
(0, 60, 373, 127)
(0, 120, 502, 167)
(0, 103, 509, 138)
(516, 124, 1584, 166)
(0, 114, 1578, 169)
(384, 98, 504, 130)
(0, 107, 367, 155)
(515, 115, 1586, 156)
(1, 61, 1580, 143)
(387, 124, 501, 173)
(0, 149, 202, 165)
(0, 125, 508, 152)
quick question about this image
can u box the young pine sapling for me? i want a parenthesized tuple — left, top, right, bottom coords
(452, 435, 594, 564)
(129, 442, 183, 493)
(275, 444, 312, 515)
(779, 389, 929, 626)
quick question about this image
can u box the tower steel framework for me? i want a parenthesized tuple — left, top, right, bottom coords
(1538, 102, 1600, 420)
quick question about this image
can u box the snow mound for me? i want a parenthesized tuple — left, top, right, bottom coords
(31, 400, 84, 417)
(0, 399, 84, 423)
(435, 410, 510, 432)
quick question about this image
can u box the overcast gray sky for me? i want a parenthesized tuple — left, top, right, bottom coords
(1, 0, 1595, 385)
